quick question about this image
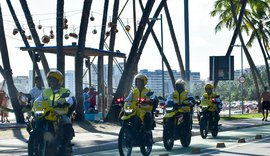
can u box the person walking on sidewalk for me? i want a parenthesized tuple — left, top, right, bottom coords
(83, 87, 90, 113)
(260, 86, 270, 121)
(0, 92, 9, 123)
(89, 87, 97, 110)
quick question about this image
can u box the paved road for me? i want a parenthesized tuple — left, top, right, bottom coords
(1, 113, 269, 155)
(85, 125, 270, 156)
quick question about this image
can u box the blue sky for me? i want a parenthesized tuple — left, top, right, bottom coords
(0, 0, 263, 81)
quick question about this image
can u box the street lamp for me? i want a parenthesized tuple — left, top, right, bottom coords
(160, 14, 164, 98)
(231, 44, 244, 114)
(149, 14, 164, 98)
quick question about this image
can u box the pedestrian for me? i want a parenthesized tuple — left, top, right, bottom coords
(260, 86, 270, 121)
(0, 92, 9, 123)
(29, 76, 44, 102)
(89, 87, 97, 110)
(17, 92, 27, 106)
(83, 87, 90, 113)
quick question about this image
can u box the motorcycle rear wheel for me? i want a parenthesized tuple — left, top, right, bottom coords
(211, 124, 218, 137)
(200, 116, 208, 139)
(163, 121, 174, 150)
(118, 127, 132, 156)
(59, 140, 72, 156)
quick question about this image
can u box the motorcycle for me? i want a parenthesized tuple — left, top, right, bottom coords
(28, 93, 73, 156)
(199, 95, 223, 139)
(156, 96, 166, 115)
(163, 97, 194, 150)
(118, 92, 157, 156)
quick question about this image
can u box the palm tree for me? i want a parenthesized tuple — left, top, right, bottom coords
(244, 2, 270, 87)
(6, 0, 43, 81)
(19, 0, 50, 75)
(0, 5, 24, 123)
(210, 0, 270, 112)
(108, 0, 156, 122)
(75, 0, 93, 121)
(56, 0, 65, 81)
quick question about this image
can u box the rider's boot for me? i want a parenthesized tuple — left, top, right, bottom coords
(63, 123, 74, 140)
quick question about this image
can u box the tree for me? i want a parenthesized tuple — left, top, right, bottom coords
(56, 0, 65, 82)
(75, 0, 93, 121)
(244, 2, 270, 87)
(106, 0, 156, 122)
(210, 0, 269, 112)
(0, 5, 24, 123)
(19, 0, 50, 75)
(6, 0, 43, 82)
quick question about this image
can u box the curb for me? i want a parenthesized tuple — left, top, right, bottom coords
(0, 123, 26, 129)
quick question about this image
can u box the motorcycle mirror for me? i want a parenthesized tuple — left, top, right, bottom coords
(187, 97, 195, 101)
(146, 91, 154, 96)
(157, 96, 164, 100)
(60, 92, 70, 98)
(167, 100, 174, 106)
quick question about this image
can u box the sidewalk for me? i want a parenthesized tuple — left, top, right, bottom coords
(1, 114, 270, 155)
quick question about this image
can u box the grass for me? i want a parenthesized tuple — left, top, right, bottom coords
(221, 113, 263, 120)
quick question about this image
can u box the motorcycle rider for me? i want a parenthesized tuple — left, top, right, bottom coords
(166, 79, 194, 128)
(124, 73, 157, 145)
(200, 83, 220, 125)
(41, 70, 75, 150)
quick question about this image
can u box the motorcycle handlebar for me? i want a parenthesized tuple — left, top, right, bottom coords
(53, 102, 69, 108)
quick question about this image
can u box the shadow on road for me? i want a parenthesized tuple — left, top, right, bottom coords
(12, 128, 28, 143)
(75, 120, 120, 136)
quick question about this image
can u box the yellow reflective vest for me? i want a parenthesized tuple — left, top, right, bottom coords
(42, 87, 70, 107)
(172, 90, 189, 104)
(201, 93, 217, 112)
(131, 87, 152, 121)
(172, 90, 191, 112)
(132, 87, 151, 102)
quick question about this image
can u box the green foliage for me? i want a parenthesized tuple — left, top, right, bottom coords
(214, 66, 268, 102)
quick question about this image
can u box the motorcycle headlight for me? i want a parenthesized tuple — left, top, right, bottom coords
(200, 106, 208, 111)
(165, 106, 174, 111)
(124, 109, 134, 114)
(34, 110, 44, 118)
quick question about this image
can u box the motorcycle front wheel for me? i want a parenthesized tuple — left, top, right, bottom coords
(28, 133, 47, 156)
(140, 143, 152, 156)
(118, 127, 132, 156)
(180, 129, 191, 147)
(200, 116, 208, 139)
(163, 120, 174, 150)
(140, 131, 153, 156)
